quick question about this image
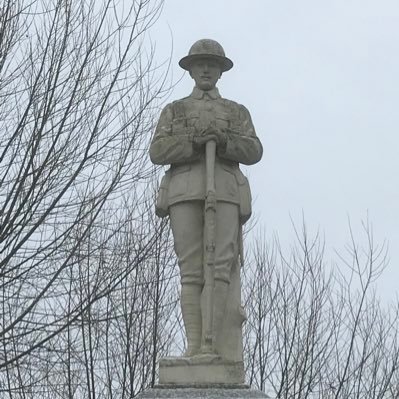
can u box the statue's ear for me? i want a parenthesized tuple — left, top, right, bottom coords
(218, 64, 223, 79)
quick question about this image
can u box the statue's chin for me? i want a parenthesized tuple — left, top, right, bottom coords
(197, 83, 214, 91)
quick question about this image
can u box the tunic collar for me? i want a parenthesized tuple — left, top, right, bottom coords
(190, 86, 221, 100)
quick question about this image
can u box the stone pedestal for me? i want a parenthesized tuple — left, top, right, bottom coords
(159, 355, 245, 385)
(137, 355, 270, 398)
(135, 386, 269, 398)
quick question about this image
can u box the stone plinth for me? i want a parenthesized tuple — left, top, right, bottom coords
(159, 355, 245, 385)
(135, 386, 269, 398)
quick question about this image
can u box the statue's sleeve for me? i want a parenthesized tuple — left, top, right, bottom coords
(149, 103, 200, 165)
(218, 105, 263, 165)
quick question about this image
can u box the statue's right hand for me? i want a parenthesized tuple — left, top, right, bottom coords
(193, 134, 218, 147)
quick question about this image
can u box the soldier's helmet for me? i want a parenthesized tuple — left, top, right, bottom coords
(179, 39, 233, 72)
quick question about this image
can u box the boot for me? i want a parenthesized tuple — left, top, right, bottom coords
(181, 283, 202, 357)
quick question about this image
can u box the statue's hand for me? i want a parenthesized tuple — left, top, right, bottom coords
(194, 127, 227, 148)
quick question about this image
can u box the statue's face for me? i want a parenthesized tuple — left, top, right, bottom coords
(189, 58, 222, 91)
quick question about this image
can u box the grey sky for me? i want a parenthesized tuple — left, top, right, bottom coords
(151, 0, 399, 299)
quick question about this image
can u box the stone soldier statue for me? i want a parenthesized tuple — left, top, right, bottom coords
(150, 39, 263, 363)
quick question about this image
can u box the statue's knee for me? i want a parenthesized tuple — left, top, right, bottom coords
(214, 272, 231, 285)
(181, 273, 203, 286)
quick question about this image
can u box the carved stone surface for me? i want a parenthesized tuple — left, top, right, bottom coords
(149, 39, 263, 385)
(159, 355, 244, 385)
(135, 386, 270, 399)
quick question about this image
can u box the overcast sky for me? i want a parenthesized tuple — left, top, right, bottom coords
(150, 0, 399, 300)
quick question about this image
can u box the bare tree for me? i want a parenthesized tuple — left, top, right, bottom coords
(243, 222, 399, 398)
(0, 0, 174, 396)
(3, 3, 397, 399)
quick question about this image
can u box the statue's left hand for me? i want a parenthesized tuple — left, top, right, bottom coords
(198, 126, 227, 147)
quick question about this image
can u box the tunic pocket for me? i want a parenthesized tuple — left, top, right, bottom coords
(172, 117, 187, 134)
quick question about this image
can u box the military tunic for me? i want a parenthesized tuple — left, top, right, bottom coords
(150, 86, 262, 285)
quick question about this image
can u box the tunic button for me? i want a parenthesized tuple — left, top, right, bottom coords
(205, 102, 213, 111)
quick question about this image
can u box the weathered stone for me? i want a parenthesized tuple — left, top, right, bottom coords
(159, 355, 245, 385)
(135, 386, 270, 399)
(149, 38, 263, 386)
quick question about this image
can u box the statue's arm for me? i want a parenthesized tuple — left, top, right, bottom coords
(149, 104, 200, 165)
(218, 105, 263, 165)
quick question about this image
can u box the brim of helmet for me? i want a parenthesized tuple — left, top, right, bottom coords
(178, 54, 234, 72)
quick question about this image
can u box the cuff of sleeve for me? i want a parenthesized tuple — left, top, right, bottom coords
(190, 134, 201, 153)
(217, 131, 230, 154)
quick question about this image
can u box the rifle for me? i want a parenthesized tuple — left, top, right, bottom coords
(202, 139, 217, 354)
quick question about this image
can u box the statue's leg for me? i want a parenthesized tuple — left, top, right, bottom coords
(207, 278, 229, 350)
(218, 256, 246, 362)
(211, 202, 240, 359)
(169, 201, 204, 357)
(180, 283, 202, 356)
